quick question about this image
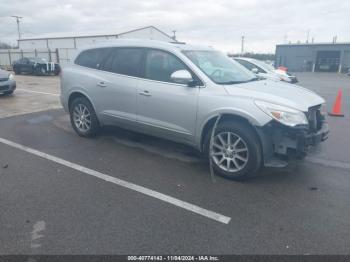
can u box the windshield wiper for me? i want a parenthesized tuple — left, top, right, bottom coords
(248, 77, 260, 82)
(217, 80, 246, 85)
(218, 77, 260, 85)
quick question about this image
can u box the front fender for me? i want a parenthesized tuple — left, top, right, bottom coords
(195, 106, 272, 149)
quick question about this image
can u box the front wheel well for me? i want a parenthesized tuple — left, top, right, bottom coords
(200, 114, 260, 152)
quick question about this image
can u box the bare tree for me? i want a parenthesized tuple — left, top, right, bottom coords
(0, 42, 14, 49)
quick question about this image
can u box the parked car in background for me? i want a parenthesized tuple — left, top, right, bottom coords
(234, 57, 298, 83)
(0, 69, 16, 95)
(61, 40, 328, 180)
(13, 57, 60, 76)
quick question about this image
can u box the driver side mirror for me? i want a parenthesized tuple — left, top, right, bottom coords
(251, 68, 259, 74)
(170, 70, 193, 85)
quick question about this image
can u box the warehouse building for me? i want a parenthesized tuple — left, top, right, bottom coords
(17, 26, 174, 49)
(0, 26, 176, 67)
(275, 42, 350, 73)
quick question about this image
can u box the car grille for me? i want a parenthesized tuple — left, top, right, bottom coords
(307, 105, 324, 132)
(0, 85, 9, 91)
(0, 78, 8, 82)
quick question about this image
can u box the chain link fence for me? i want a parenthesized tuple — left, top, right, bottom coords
(0, 48, 77, 70)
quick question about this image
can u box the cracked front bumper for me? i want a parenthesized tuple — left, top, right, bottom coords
(257, 121, 330, 166)
(296, 123, 329, 155)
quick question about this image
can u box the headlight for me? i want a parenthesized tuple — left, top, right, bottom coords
(320, 103, 327, 116)
(8, 73, 14, 80)
(255, 100, 308, 127)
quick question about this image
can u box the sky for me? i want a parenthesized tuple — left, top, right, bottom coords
(0, 0, 350, 53)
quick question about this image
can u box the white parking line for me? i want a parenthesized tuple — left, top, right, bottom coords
(16, 89, 60, 96)
(0, 137, 231, 225)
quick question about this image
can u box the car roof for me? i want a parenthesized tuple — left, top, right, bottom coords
(78, 39, 214, 53)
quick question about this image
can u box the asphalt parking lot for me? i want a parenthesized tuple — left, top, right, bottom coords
(0, 73, 350, 254)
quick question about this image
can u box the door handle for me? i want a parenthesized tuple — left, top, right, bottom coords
(97, 81, 107, 87)
(139, 90, 151, 97)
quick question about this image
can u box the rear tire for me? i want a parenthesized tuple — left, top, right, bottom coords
(203, 120, 262, 181)
(70, 97, 99, 137)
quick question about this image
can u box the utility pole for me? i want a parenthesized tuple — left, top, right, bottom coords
(11, 15, 23, 40)
(306, 30, 310, 43)
(172, 30, 177, 41)
(241, 35, 245, 55)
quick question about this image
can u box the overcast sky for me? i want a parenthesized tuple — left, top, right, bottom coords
(1, 0, 349, 53)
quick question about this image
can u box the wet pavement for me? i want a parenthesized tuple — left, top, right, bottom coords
(0, 73, 350, 254)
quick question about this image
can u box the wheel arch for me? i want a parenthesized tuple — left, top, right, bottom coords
(68, 91, 95, 112)
(199, 113, 263, 153)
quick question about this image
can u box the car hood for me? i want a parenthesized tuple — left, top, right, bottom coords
(224, 80, 325, 112)
(0, 69, 9, 79)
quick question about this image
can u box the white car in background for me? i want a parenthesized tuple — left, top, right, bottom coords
(234, 57, 298, 83)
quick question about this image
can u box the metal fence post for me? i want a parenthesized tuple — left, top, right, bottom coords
(56, 48, 60, 64)
(8, 50, 12, 66)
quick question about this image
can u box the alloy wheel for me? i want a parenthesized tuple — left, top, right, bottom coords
(73, 104, 92, 132)
(211, 132, 249, 172)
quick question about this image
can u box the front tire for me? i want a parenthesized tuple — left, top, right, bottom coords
(70, 97, 99, 137)
(204, 120, 262, 180)
(13, 67, 20, 75)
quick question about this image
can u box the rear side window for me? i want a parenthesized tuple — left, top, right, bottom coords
(102, 48, 144, 77)
(75, 48, 110, 69)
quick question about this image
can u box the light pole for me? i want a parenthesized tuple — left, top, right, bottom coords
(11, 15, 23, 40)
(241, 35, 245, 55)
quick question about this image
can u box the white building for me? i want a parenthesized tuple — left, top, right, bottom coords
(1, 26, 175, 66)
(18, 26, 175, 49)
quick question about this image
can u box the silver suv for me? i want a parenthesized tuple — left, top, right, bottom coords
(60, 40, 329, 180)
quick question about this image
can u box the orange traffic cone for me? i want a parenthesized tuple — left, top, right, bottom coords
(328, 89, 344, 117)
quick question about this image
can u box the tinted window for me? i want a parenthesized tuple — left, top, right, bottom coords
(29, 58, 47, 63)
(102, 48, 143, 77)
(236, 59, 265, 73)
(145, 50, 188, 83)
(75, 48, 110, 69)
(236, 59, 255, 70)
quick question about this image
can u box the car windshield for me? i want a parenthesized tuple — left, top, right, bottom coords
(182, 50, 257, 84)
(29, 58, 47, 63)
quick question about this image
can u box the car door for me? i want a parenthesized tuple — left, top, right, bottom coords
(137, 49, 200, 143)
(94, 47, 144, 127)
(20, 58, 31, 73)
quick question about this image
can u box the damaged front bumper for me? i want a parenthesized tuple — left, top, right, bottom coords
(257, 121, 329, 167)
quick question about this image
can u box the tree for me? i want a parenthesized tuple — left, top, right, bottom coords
(0, 42, 14, 49)
(228, 52, 275, 61)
